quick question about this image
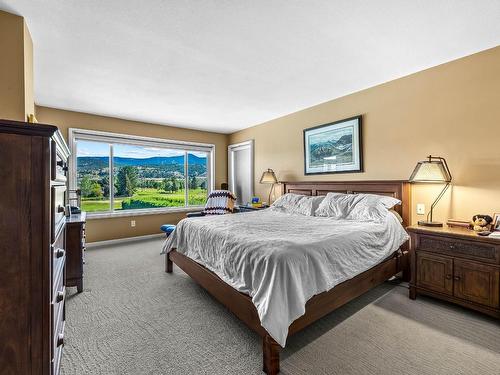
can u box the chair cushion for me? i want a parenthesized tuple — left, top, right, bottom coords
(160, 224, 176, 235)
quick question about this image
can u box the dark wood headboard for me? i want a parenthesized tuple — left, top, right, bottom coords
(281, 180, 411, 227)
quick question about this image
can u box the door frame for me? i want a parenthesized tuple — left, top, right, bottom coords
(228, 140, 254, 205)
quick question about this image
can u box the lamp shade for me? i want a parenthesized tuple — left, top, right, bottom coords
(409, 156, 451, 183)
(260, 168, 278, 184)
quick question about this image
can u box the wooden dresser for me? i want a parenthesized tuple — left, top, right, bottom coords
(0, 120, 70, 375)
(408, 225, 500, 318)
(66, 212, 86, 293)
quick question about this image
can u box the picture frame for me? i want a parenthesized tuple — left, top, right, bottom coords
(303, 115, 363, 175)
(492, 213, 500, 231)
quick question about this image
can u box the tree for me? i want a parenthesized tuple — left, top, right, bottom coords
(200, 180, 207, 190)
(80, 176, 93, 198)
(99, 175, 110, 197)
(116, 166, 139, 196)
(80, 176, 104, 198)
(189, 175, 198, 190)
(178, 179, 184, 190)
(90, 181, 103, 198)
(163, 178, 173, 193)
(171, 177, 178, 192)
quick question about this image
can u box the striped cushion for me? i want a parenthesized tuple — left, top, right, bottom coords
(203, 190, 236, 215)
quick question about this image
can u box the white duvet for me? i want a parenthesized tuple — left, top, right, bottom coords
(162, 209, 409, 347)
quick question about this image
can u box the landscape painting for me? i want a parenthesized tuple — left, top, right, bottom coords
(304, 116, 362, 174)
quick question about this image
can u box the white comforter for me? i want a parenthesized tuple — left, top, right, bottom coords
(162, 209, 409, 347)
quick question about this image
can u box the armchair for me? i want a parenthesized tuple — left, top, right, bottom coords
(161, 190, 236, 237)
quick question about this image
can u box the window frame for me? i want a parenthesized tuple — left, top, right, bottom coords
(68, 128, 215, 219)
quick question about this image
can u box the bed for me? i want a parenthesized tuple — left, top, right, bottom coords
(163, 181, 411, 374)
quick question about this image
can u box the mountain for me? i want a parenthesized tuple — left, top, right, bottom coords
(333, 134, 352, 146)
(77, 154, 207, 168)
(309, 133, 353, 161)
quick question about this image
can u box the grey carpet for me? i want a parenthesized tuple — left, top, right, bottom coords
(61, 238, 500, 375)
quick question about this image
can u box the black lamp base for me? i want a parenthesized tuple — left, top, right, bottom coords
(418, 220, 443, 227)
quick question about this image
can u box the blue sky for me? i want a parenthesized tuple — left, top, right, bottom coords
(76, 140, 206, 159)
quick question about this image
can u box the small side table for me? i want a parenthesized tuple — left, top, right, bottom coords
(66, 212, 86, 293)
(407, 225, 500, 319)
(237, 205, 269, 213)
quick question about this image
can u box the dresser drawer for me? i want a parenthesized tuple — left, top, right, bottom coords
(52, 229, 66, 291)
(52, 185, 66, 242)
(52, 247, 65, 375)
(53, 342, 63, 375)
(51, 140, 68, 183)
(417, 234, 500, 264)
(52, 278, 65, 331)
(52, 320, 65, 375)
(53, 293, 65, 351)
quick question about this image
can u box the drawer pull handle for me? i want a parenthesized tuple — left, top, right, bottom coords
(57, 334, 64, 347)
(56, 291, 64, 303)
(445, 274, 452, 280)
(453, 276, 461, 281)
(55, 248, 65, 258)
(56, 160, 68, 172)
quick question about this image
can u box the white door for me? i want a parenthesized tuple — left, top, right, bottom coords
(228, 140, 254, 206)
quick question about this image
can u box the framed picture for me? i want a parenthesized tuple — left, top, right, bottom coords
(303, 115, 362, 175)
(493, 213, 500, 231)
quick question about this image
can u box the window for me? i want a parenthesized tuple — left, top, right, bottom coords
(69, 129, 214, 217)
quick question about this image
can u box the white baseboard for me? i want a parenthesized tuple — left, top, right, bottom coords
(86, 233, 165, 249)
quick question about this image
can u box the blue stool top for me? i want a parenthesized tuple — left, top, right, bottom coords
(160, 224, 176, 235)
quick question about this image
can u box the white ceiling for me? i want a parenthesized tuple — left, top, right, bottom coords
(1, 1, 500, 133)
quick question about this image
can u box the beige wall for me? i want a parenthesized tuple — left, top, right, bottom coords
(0, 10, 25, 120)
(0, 10, 34, 121)
(23, 21, 34, 118)
(229, 46, 500, 225)
(36, 106, 229, 242)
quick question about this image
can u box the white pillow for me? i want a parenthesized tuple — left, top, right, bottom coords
(271, 193, 325, 216)
(313, 192, 347, 219)
(390, 209, 404, 224)
(315, 192, 401, 222)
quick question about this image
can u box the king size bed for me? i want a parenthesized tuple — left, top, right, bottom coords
(163, 181, 411, 374)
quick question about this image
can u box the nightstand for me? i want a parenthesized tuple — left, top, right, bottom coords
(408, 225, 500, 318)
(236, 205, 269, 213)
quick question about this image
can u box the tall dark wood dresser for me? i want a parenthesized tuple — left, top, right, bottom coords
(0, 119, 70, 375)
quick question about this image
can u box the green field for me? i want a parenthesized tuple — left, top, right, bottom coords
(81, 188, 207, 212)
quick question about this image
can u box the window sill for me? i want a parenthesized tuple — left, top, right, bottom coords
(86, 206, 204, 220)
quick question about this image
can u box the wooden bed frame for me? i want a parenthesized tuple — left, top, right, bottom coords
(166, 180, 411, 374)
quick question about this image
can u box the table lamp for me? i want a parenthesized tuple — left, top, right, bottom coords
(260, 168, 278, 204)
(409, 155, 452, 227)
